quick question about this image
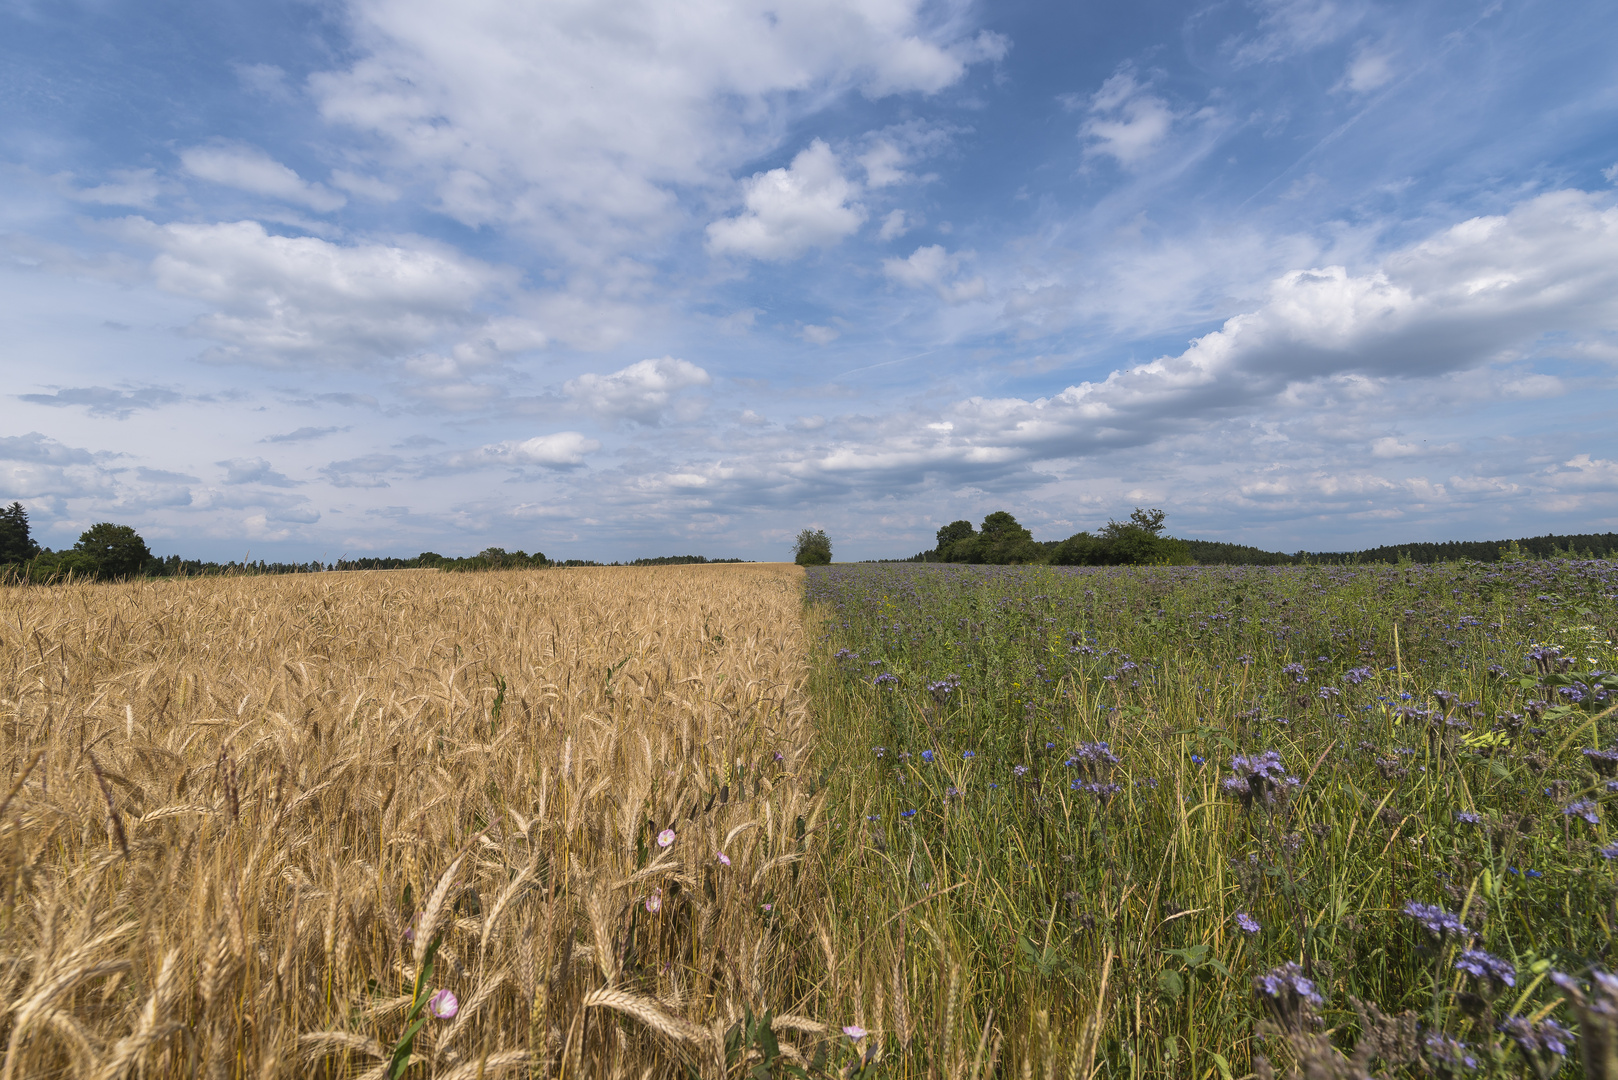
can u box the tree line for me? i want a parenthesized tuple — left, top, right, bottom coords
(0, 503, 745, 583)
(897, 507, 1618, 567)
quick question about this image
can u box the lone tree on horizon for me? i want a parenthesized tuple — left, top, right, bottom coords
(793, 528, 832, 566)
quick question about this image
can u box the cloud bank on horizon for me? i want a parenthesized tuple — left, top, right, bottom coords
(3, 0, 1617, 561)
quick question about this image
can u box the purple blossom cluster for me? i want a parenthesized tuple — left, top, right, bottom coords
(1454, 948, 1515, 987)
(1499, 1015, 1574, 1056)
(1403, 901, 1465, 937)
(1254, 961, 1323, 1007)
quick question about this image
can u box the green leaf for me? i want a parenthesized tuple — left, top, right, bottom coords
(1157, 969, 1184, 1000)
(1210, 1051, 1235, 1080)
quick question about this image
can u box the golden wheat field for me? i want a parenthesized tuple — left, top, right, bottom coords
(0, 564, 868, 1079)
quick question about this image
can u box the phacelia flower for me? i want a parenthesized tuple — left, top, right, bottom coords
(1563, 799, 1600, 825)
(1255, 961, 1323, 1006)
(1404, 901, 1464, 937)
(1455, 948, 1515, 987)
(1235, 911, 1261, 934)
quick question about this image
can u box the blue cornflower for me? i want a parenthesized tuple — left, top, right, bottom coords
(920, 750, 934, 763)
(962, 750, 975, 760)
(1527, 869, 1543, 879)
(900, 808, 917, 819)
(1191, 754, 1205, 765)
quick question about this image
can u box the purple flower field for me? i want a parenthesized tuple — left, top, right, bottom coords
(809, 557, 1618, 1075)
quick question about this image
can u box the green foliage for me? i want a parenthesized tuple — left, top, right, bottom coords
(0, 502, 40, 564)
(794, 528, 833, 566)
(74, 522, 155, 579)
(935, 511, 1042, 564)
(1050, 507, 1193, 566)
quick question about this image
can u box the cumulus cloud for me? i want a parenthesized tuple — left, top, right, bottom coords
(622, 188, 1618, 502)
(1078, 69, 1177, 167)
(18, 386, 181, 419)
(125, 218, 509, 366)
(883, 244, 986, 304)
(478, 432, 601, 469)
(311, 0, 999, 255)
(565, 356, 712, 425)
(71, 168, 165, 208)
(0, 432, 96, 465)
(706, 141, 866, 260)
(180, 142, 347, 212)
(218, 457, 299, 487)
(878, 209, 910, 240)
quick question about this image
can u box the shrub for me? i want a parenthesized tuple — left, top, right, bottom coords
(794, 528, 832, 565)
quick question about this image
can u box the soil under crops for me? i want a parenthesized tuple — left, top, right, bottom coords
(805, 559, 1618, 1079)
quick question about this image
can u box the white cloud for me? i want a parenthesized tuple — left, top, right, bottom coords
(860, 142, 909, 188)
(1229, 0, 1363, 66)
(127, 218, 509, 366)
(71, 168, 165, 208)
(565, 356, 712, 425)
(1080, 70, 1177, 167)
(331, 169, 402, 202)
(706, 140, 866, 260)
(800, 324, 841, 345)
(878, 209, 910, 240)
(628, 188, 1618, 504)
(181, 142, 347, 212)
(312, 0, 998, 255)
(883, 244, 986, 304)
(218, 457, 299, 487)
(1604, 163, 1618, 184)
(1338, 42, 1395, 93)
(481, 432, 601, 468)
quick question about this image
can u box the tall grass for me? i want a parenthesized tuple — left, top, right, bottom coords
(807, 560, 1618, 1077)
(0, 564, 838, 1078)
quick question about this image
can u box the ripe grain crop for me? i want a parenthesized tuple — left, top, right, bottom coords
(0, 564, 835, 1078)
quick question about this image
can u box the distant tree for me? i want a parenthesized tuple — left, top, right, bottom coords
(977, 511, 1041, 564)
(793, 528, 832, 566)
(1048, 531, 1101, 566)
(73, 522, 154, 579)
(0, 502, 40, 564)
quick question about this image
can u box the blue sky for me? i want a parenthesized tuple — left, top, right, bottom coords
(3, 0, 1617, 562)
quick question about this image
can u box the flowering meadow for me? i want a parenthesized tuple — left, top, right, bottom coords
(807, 558, 1618, 1077)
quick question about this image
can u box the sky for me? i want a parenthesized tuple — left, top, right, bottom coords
(3, 0, 1617, 563)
